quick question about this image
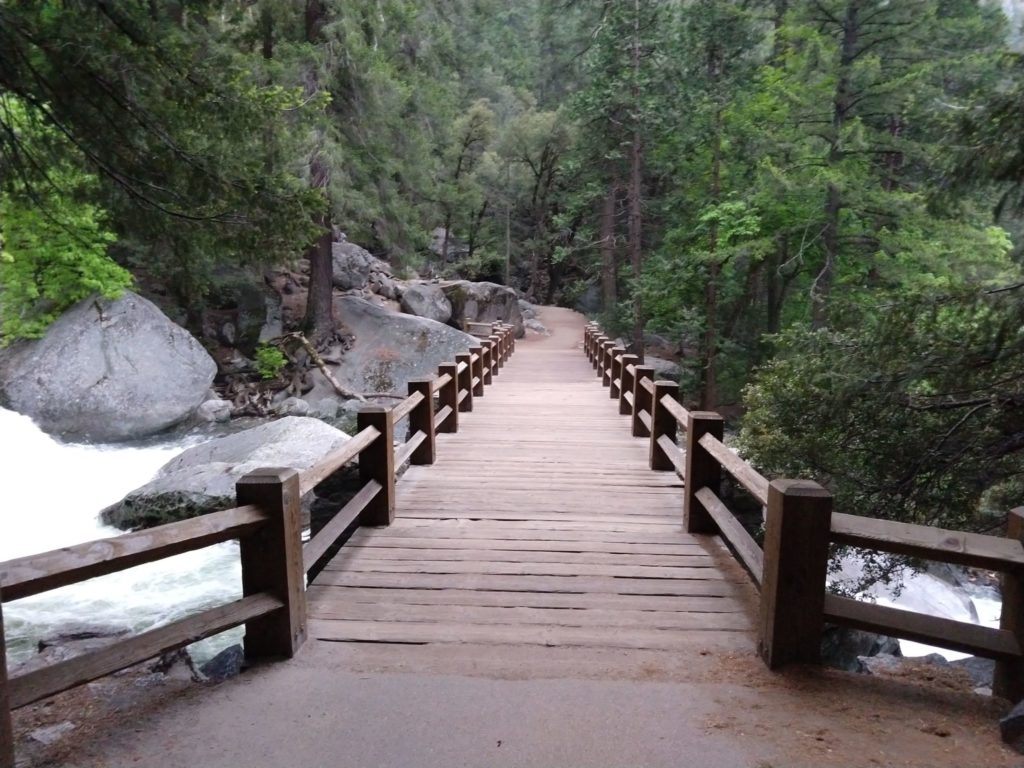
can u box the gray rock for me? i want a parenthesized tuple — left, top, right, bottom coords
(330, 296, 477, 396)
(441, 280, 525, 338)
(200, 644, 245, 683)
(0, 291, 216, 442)
(401, 283, 453, 324)
(196, 399, 232, 423)
(331, 239, 391, 291)
(276, 396, 312, 417)
(429, 226, 469, 261)
(369, 272, 400, 300)
(315, 397, 341, 419)
(644, 355, 682, 382)
(525, 318, 549, 336)
(857, 652, 948, 676)
(100, 417, 350, 530)
(949, 655, 995, 688)
(821, 625, 901, 672)
(518, 299, 537, 320)
(1002, 698, 1024, 746)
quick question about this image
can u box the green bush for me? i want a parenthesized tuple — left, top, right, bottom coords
(254, 344, 287, 379)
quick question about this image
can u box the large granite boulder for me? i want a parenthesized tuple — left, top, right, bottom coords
(331, 296, 476, 395)
(101, 417, 349, 530)
(440, 280, 525, 338)
(400, 283, 452, 324)
(331, 239, 391, 291)
(0, 292, 216, 442)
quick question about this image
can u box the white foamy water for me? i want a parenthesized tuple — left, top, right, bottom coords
(0, 407, 242, 666)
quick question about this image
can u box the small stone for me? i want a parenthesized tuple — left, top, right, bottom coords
(196, 399, 232, 423)
(276, 397, 312, 417)
(200, 644, 245, 683)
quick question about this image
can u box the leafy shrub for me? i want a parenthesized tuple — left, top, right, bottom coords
(254, 344, 287, 379)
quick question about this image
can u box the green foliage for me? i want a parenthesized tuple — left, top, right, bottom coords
(0, 97, 129, 342)
(254, 344, 287, 380)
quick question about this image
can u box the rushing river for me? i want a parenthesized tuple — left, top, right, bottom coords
(1, 407, 242, 667)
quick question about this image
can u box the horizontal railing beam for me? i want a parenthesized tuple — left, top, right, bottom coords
(9, 593, 283, 709)
(303, 480, 382, 573)
(1, 505, 268, 603)
(299, 425, 381, 496)
(831, 512, 1024, 572)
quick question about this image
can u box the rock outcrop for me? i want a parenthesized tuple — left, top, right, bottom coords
(400, 283, 453, 324)
(329, 296, 477, 396)
(0, 292, 216, 442)
(331, 239, 393, 292)
(101, 416, 349, 530)
(440, 280, 524, 338)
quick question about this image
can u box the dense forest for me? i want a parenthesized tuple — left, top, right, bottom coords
(3, 0, 1024, 539)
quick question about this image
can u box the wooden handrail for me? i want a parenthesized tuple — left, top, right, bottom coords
(697, 433, 769, 505)
(8, 593, 283, 709)
(656, 434, 686, 477)
(396, 430, 427, 467)
(456, 361, 469, 374)
(433, 405, 454, 430)
(824, 594, 1020, 660)
(639, 377, 655, 395)
(391, 389, 425, 422)
(695, 487, 763, 585)
(435, 372, 453, 389)
(0, 504, 267, 602)
(299, 425, 381, 496)
(303, 480, 382, 572)
(830, 512, 1024, 572)
(659, 394, 690, 428)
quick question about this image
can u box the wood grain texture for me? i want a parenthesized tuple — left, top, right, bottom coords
(309, 307, 756, 656)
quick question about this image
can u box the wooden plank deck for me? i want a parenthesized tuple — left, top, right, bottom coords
(308, 307, 755, 656)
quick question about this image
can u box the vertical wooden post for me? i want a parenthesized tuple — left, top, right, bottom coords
(481, 340, 495, 385)
(683, 411, 724, 533)
(585, 327, 594, 360)
(456, 352, 473, 412)
(357, 406, 396, 526)
(489, 334, 503, 373)
(609, 348, 625, 400)
(601, 341, 615, 387)
(619, 354, 638, 416)
(995, 507, 1024, 701)
(594, 336, 608, 372)
(408, 377, 436, 465)
(236, 468, 307, 659)
(759, 479, 832, 669)
(631, 366, 655, 438)
(649, 381, 678, 471)
(1, 591, 14, 768)
(437, 362, 459, 432)
(470, 344, 485, 397)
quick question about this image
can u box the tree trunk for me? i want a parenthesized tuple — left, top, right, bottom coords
(600, 180, 618, 311)
(303, 216, 334, 340)
(813, 0, 859, 329)
(628, 0, 644, 355)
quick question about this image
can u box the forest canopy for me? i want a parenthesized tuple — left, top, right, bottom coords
(2, 0, 1024, 536)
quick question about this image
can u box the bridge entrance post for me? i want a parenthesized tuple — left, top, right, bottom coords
(759, 479, 832, 669)
(236, 468, 308, 659)
(456, 352, 474, 412)
(437, 362, 459, 433)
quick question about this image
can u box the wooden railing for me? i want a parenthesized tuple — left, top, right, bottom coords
(584, 322, 1024, 700)
(0, 322, 517, 768)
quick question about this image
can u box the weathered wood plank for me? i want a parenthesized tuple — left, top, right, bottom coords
(314, 571, 744, 597)
(9, 594, 282, 709)
(309, 619, 751, 651)
(0, 505, 267, 602)
(306, 585, 747, 613)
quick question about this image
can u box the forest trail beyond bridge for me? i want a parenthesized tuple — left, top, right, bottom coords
(3, 307, 1020, 768)
(306, 306, 754, 655)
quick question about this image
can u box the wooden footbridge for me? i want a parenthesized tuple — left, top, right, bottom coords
(3, 307, 1024, 766)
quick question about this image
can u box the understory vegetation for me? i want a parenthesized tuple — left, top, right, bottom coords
(2, 0, 1024, 536)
